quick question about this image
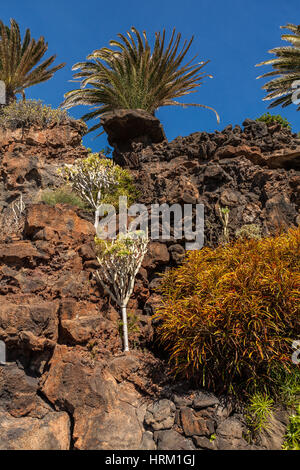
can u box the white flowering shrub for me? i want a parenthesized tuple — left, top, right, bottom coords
(58, 153, 138, 232)
(59, 154, 118, 230)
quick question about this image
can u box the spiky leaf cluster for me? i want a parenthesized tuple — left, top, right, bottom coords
(256, 24, 300, 110)
(155, 226, 300, 396)
(63, 27, 219, 134)
(0, 18, 65, 104)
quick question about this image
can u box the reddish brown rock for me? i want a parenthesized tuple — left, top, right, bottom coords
(181, 407, 216, 437)
(1, 153, 42, 190)
(59, 300, 118, 345)
(133, 150, 299, 247)
(215, 144, 264, 164)
(41, 347, 153, 450)
(144, 294, 162, 316)
(0, 296, 59, 350)
(25, 203, 94, 239)
(0, 121, 88, 213)
(0, 410, 70, 450)
(0, 241, 48, 267)
(261, 147, 300, 170)
(0, 118, 298, 451)
(0, 121, 87, 161)
(168, 244, 186, 264)
(261, 193, 297, 233)
(143, 242, 170, 270)
(0, 362, 40, 417)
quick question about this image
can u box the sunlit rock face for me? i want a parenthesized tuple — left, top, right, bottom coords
(0, 117, 298, 449)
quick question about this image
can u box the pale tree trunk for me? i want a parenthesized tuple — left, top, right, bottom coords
(94, 206, 100, 234)
(94, 190, 101, 235)
(121, 305, 129, 352)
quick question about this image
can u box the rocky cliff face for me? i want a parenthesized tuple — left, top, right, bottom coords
(123, 119, 300, 247)
(0, 120, 88, 210)
(0, 117, 298, 450)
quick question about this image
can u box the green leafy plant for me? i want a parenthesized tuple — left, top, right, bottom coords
(100, 163, 139, 209)
(0, 99, 70, 129)
(62, 27, 219, 135)
(256, 23, 300, 111)
(270, 364, 300, 408)
(58, 153, 138, 232)
(246, 393, 274, 434)
(40, 187, 86, 209)
(0, 18, 65, 104)
(283, 405, 300, 450)
(256, 112, 291, 129)
(155, 227, 300, 396)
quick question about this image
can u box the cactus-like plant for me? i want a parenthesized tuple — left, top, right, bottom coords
(95, 232, 148, 351)
(58, 154, 119, 232)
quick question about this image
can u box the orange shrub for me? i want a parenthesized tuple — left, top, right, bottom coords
(155, 227, 300, 395)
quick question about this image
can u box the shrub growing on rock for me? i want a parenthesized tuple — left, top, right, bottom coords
(255, 112, 291, 129)
(0, 100, 70, 129)
(155, 227, 300, 397)
(40, 187, 86, 209)
(59, 153, 138, 232)
(246, 393, 274, 435)
(283, 405, 300, 450)
(95, 231, 148, 351)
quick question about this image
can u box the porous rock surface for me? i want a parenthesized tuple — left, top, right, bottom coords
(0, 117, 297, 449)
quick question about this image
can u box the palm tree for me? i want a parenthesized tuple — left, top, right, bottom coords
(0, 18, 65, 104)
(63, 27, 219, 134)
(256, 23, 300, 110)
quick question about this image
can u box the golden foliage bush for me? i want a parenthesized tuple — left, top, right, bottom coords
(155, 227, 300, 396)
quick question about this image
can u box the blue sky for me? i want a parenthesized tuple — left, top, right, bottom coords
(1, 0, 300, 151)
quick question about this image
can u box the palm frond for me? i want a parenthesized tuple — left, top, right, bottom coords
(256, 23, 300, 110)
(0, 18, 65, 104)
(62, 27, 219, 135)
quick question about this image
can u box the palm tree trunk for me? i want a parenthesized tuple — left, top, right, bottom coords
(5, 90, 16, 105)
